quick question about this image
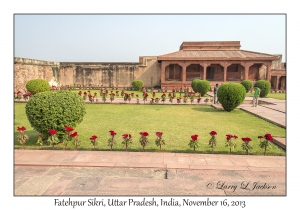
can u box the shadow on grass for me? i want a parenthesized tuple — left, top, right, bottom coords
(14, 130, 39, 146)
(191, 106, 225, 113)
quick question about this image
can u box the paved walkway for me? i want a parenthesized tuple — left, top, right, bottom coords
(14, 93, 286, 196)
(14, 150, 286, 196)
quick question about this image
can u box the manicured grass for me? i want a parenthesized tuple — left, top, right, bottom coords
(14, 102, 286, 156)
(247, 93, 286, 100)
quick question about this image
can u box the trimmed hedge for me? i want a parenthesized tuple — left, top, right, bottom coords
(217, 83, 246, 112)
(241, 80, 253, 93)
(191, 79, 211, 96)
(132, 80, 144, 91)
(254, 80, 271, 98)
(25, 91, 86, 139)
(26, 79, 50, 95)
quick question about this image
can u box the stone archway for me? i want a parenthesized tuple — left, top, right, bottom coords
(248, 64, 263, 80)
(206, 64, 223, 81)
(226, 64, 243, 81)
(165, 64, 182, 81)
(279, 76, 286, 90)
(186, 64, 203, 81)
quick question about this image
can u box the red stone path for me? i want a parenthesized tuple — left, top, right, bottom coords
(15, 149, 285, 172)
(14, 149, 286, 196)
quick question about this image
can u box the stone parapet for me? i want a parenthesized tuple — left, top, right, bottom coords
(14, 57, 60, 66)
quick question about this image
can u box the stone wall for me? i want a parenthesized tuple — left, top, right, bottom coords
(14, 57, 60, 92)
(14, 56, 161, 92)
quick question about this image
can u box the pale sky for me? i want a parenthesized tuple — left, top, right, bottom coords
(14, 14, 286, 62)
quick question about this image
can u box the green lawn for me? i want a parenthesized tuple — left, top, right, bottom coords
(247, 93, 286, 100)
(14, 102, 286, 156)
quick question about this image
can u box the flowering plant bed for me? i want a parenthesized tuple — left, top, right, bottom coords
(14, 103, 286, 155)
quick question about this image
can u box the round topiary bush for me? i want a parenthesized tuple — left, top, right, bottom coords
(26, 79, 51, 95)
(254, 80, 271, 98)
(191, 79, 210, 96)
(25, 91, 86, 139)
(217, 83, 246, 112)
(241, 80, 253, 93)
(131, 80, 144, 91)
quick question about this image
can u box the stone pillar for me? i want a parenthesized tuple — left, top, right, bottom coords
(245, 66, 250, 80)
(245, 66, 249, 80)
(182, 63, 187, 83)
(266, 62, 272, 81)
(222, 63, 230, 82)
(220, 62, 230, 82)
(276, 76, 280, 90)
(161, 62, 167, 83)
(243, 63, 252, 81)
(203, 63, 208, 80)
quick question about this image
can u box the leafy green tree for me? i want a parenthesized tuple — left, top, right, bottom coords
(26, 79, 50, 95)
(241, 80, 253, 93)
(191, 79, 210, 96)
(217, 83, 246, 112)
(254, 80, 271, 98)
(25, 91, 86, 139)
(131, 80, 144, 91)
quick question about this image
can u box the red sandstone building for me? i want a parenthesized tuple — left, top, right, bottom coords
(158, 41, 286, 90)
(14, 41, 286, 92)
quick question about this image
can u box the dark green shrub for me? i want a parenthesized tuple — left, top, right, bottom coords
(131, 80, 144, 91)
(26, 79, 50, 95)
(241, 80, 253, 93)
(191, 79, 210, 96)
(25, 91, 86, 139)
(217, 83, 246, 112)
(254, 80, 271, 98)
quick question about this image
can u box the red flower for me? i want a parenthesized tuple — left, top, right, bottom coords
(17, 126, 26, 131)
(233, 135, 238, 139)
(241, 137, 252, 142)
(122, 134, 132, 139)
(210, 131, 217, 136)
(139, 132, 149, 137)
(226, 134, 232, 140)
(109, 130, 117, 136)
(65, 126, 74, 133)
(70, 132, 78, 138)
(191, 134, 198, 141)
(84, 92, 87, 95)
(156, 132, 163, 137)
(90, 135, 98, 141)
(38, 134, 43, 138)
(264, 133, 273, 141)
(258, 136, 263, 139)
(48, 129, 57, 135)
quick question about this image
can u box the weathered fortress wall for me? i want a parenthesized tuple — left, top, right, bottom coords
(14, 57, 60, 92)
(14, 56, 161, 91)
